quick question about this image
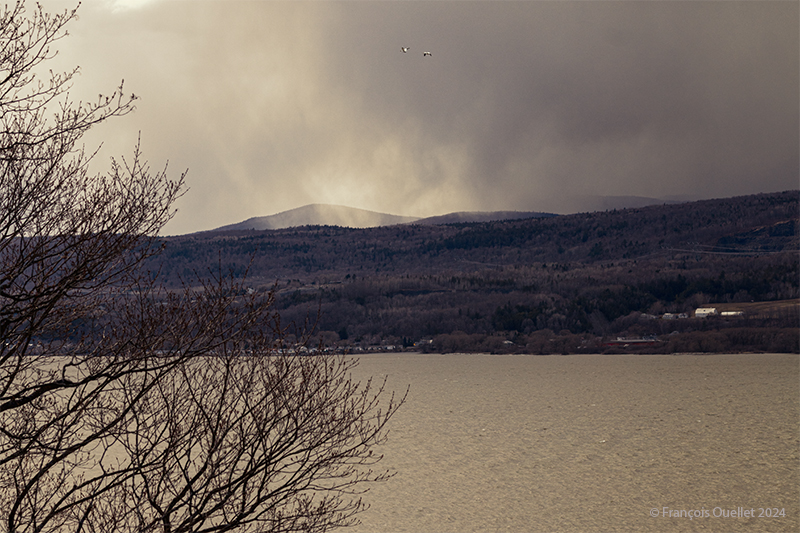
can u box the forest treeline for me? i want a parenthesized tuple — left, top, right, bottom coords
(150, 191, 799, 353)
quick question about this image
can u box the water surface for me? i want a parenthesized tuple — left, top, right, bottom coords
(348, 353, 799, 532)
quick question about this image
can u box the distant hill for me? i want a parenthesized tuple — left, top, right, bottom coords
(551, 194, 687, 213)
(576, 195, 684, 211)
(210, 204, 556, 232)
(208, 195, 698, 232)
(163, 190, 798, 284)
(414, 211, 556, 225)
(212, 204, 419, 231)
(150, 191, 799, 353)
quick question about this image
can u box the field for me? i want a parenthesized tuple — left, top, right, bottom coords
(711, 299, 800, 319)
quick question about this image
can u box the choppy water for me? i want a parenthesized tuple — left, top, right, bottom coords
(347, 353, 799, 532)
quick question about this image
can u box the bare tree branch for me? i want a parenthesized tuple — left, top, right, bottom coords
(0, 3, 404, 532)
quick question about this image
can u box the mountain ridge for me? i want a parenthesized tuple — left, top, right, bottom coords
(211, 204, 418, 232)
(149, 190, 799, 354)
(208, 204, 557, 232)
(161, 191, 798, 283)
(413, 210, 557, 225)
(206, 195, 692, 233)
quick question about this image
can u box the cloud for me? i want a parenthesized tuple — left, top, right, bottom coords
(33, 1, 800, 234)
(102, 0, 161, 13)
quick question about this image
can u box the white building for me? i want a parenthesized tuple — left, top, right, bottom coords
(695, 307, 718, 318)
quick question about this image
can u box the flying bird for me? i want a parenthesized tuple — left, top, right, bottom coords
(401, 47, 410, 53)
(423, 51, 432, 57)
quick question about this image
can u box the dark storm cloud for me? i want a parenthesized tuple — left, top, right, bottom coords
(317, 1, 797, 212)
(37, 1, 799, 233)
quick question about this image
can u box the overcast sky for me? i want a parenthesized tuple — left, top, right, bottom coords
(37, 0, 799, 235)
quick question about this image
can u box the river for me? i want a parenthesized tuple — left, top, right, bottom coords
(347, 353, 799, 532)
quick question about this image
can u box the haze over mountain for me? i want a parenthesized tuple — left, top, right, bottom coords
(212, 205, 419, 232)
(210, 204, 558, 232)
(207, 195, 687, 233)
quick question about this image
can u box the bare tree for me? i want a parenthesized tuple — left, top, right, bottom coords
(0, 3, 404, 532)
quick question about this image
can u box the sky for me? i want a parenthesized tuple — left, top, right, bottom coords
(35, 0, 800, 235)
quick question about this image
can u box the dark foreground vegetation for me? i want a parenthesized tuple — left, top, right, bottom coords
(153, 190, 799, 354)
(1, 4, 402, 531)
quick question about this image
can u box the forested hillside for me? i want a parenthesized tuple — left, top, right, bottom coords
(150, 191, 799, 353)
